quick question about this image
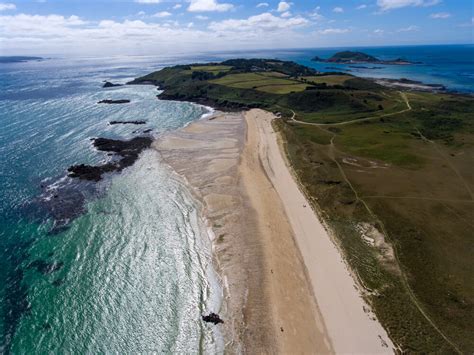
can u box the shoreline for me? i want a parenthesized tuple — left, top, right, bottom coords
(153, 110, 331, 353)
(153, 106, 394, 353)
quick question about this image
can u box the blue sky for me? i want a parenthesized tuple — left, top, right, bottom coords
(0, 0, 472, 56)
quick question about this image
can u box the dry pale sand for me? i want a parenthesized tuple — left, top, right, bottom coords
(247, 109, 394, 354)
(154, 112, 331, 354)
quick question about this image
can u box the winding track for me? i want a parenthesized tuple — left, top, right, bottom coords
(288, 91, 412, 127)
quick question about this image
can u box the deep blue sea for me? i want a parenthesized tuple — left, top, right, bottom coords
(0, 44, 472, 353)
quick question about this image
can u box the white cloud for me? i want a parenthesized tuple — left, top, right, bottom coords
(397, 25, 419, 32)
(430, 12, 450, 19)
(356, 4, 367, 10)
(173, 4, 182, 9)
(281, 11, 291, 18)
(188, 0, 234, 12)
(256, 2, 269, 7)
(373, 28, 384, 34)
(187, 22, 194, 27)
(333, 7, 344, 13)
(377, 0, 440, 11)
(209, 12, 308, 32)
(0, 2, 16, 11)
(309, 6, 323, 20)
(277, 1, 291, 12)
(137, 11, 146, 16)
(196, 15, 209, 20)
(318, 28, 350, 34)
(153, 11, 172, 17)
(135, 0, 161, 3)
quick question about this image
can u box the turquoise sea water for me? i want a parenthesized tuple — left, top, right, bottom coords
(0, 45, 472, 353)
(0, 56, 223, 353)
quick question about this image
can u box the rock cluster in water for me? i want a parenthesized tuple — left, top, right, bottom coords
(98, 99, 130, 104)
(109, 120, 146, 125)
(102, 81, 123, 88)
(68, 137, 153, 182)
(28, 259, 64, 274)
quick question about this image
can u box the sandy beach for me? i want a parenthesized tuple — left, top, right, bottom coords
(154, 109, 393, 353)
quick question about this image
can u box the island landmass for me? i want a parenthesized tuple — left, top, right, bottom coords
(312, 51, 420, 65)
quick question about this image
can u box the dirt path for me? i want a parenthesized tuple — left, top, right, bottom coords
(288, 91, 411, 127)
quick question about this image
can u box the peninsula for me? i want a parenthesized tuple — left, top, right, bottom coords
(132, 59, 474, 353)
(312, 51, 419, 65)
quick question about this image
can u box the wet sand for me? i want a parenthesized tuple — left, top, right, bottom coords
(154, 111, 331, 353)
(154, 109, 394, 353)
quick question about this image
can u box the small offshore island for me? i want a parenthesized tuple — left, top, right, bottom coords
(129, 58, 474, 353)
(312, 51, 420, 65)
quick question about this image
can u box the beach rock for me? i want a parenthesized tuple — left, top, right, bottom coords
(103, 81, 122, 88)
(28, 260, 64, 274)
(97, 99, 130, 104)
(52, 278, 65, 287)
(68, 136, 153, 182)
(202, 313, 224, 325)
(67, 163, 116, 182)
(109, 120, 146, 125)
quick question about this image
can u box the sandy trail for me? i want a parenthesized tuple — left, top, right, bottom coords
(247, 109, 394, 354)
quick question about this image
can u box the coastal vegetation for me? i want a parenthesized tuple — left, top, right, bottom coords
(132, 59, 474, 353)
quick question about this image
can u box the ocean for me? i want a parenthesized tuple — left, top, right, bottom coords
(0, 44, 472, 353)
(0, 56, 223, 353)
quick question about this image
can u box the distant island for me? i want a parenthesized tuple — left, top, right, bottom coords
(312, 51, 420, 65)
(0, 56, 44, 63)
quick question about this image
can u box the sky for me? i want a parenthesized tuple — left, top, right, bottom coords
(0, 0, 472, 56)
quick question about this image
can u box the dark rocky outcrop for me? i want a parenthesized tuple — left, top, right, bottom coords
(103, 81, 123, 88)
(157, 92, 260, 112)
(109, 120, 147, 125)
(28, 260, 64, 274)
(98, 99, 130, 104)
(67, 137, 153, 182)
(202, 313, 224, 325)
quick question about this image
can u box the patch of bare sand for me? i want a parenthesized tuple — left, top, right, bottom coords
(247, 109, 394, 353)
(154, 112, 331, 353)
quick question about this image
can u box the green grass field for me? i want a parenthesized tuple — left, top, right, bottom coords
(211, 72, 311, 94)
(301, 74, 352, 85)
(189, 65, 232, 74)
(257, 83, 312, 94)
